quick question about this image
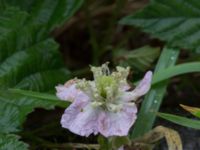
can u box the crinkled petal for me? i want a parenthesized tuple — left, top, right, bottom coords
(121, 71, 152, 102)
(61, 102, 99, 137)
(98, 104, 137, 137)
(56, 79, 89, 102)
(118, 146, 124, 150)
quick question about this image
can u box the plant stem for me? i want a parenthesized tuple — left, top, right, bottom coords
(84, 1, 99, 65)
(100, 0, 127, 55)
(43, 143, 100, 150)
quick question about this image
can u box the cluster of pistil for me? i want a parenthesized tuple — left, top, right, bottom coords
(76, 63, 130, 113)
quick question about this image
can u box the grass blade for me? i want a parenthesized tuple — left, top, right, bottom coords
(158, 112, 200, 130)
(152, 62, 200, 85)
(131, 47, 179, 138)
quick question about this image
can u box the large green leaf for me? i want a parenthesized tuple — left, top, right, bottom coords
(15, 68, 70, 91)
(7, 0, 84, 31)
(0, 134, 28, 150)
(120, 0, 200, 52)
(0, 7, 46, 62)
(0, 2, 82, 134)
(0, 90, 67, 133)
(0, 7, 28, 37)
(0, 39, 64, 88)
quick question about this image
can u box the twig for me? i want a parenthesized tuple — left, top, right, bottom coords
(43, 142, 100, 150)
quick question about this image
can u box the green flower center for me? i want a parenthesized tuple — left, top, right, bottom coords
(96, 76, 117, 99)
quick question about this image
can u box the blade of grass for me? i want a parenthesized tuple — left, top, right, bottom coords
(152, 62, 200, 85)
(158, 112, 200, 130)
(131, 47, 180, 138)
(8, 88, 68, 108)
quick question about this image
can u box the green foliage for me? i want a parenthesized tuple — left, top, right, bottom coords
(149, 62, 200, 134)
(15, 68, 70, 91)
(120, 0, 200, 52)
(0, 6, 72, 133)
(98, 136, 130, 150)
(119, 0, 200, 144)
(9, 89, 65, 105)
(152, 62, 200, 85)
(158, 105, 200, 131)
(114, 46, 160, 72)
(6, 0, 84, 31)
(0, 0, 83, 147)
(0, 134, 28, 150)
(98, 136, 112, 150)
(131, 47, 179, 138)
(111, 136, 130, 150)
(0, 90, 68, 133)
(158, 112, 200, 130)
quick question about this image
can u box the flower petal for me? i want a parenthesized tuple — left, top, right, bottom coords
(134, 71, 152, 95)
(61, 102, 99, 137)
(118, 146, 124, 150)
(98, 104, 137, 137)
(119, 83, 131, 92)
(56, 79, 89, 102)
(121, 71, 152, 102)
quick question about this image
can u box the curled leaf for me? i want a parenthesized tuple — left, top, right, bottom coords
(125, 126, 182, 150)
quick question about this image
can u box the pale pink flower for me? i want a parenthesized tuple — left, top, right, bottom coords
(56, 63, 152, 137)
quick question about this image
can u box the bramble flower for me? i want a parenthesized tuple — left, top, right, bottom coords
(56, 63, 152, 137)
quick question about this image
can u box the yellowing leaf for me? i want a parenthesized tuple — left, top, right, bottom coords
(127, 126, 182, 150)
(180, 104, 200, 118)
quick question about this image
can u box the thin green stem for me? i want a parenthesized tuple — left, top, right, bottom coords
(43, 143, 100, 150)
(84, 1, 99, 65)
(100, 0, 127, 55)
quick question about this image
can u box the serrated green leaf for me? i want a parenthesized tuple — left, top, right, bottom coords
(0, 134, 28, 150)
(114, 46, 160, 72)
(120, 0, 200, 52)
(0, 2, 81, 134)
(0, 90, 68, 133)
(0, 39, 64, 88)
(15, 68, 71, 91)
(158, 112, 200, 130)
(0, 7, 28, 36)
(0, 7, 46, 62)
(7, 0, 84, 31)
